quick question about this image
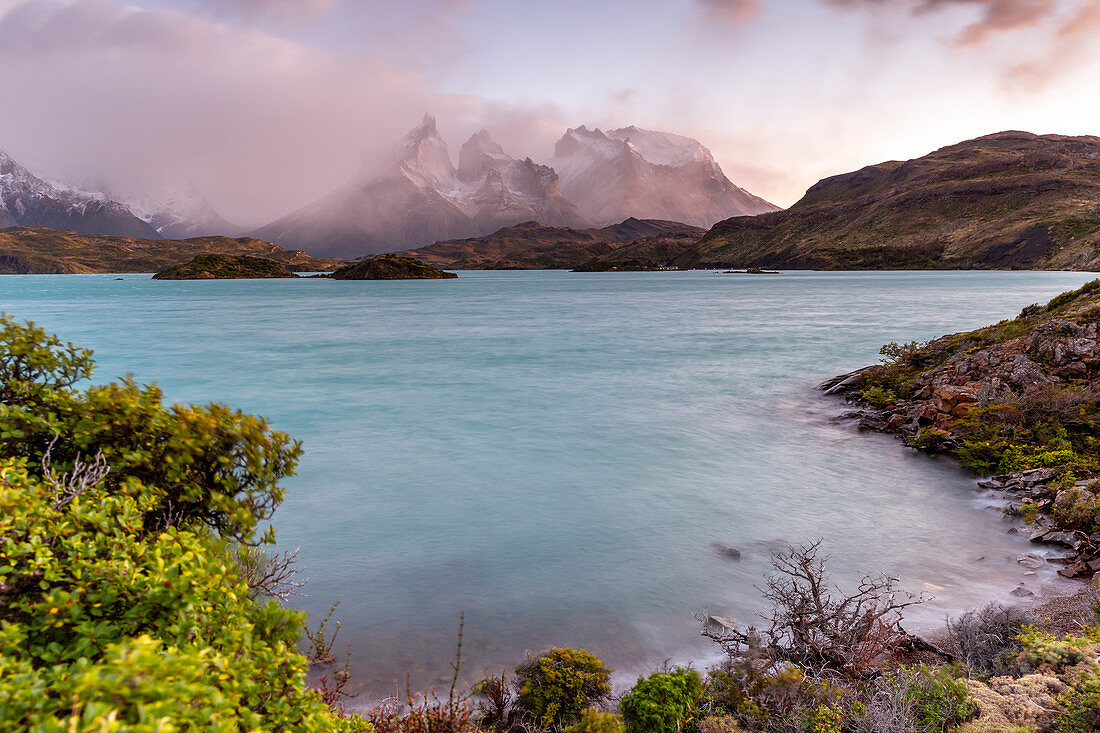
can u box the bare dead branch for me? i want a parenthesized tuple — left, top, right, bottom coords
(235, 545, 306, 601)
(701, 540, 929, 678)
(41, 435, 109, 510)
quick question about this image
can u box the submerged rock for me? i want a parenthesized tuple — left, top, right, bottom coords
(711, 543, 742, 560)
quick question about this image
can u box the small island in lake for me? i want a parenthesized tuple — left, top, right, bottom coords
(329, 254, 458, 280)
(152, 254, 299, 280)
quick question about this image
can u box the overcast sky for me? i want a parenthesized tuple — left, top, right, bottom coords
(1, 0, 1098, 225)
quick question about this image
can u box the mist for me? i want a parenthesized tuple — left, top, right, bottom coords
(1, 0, 1097, 228)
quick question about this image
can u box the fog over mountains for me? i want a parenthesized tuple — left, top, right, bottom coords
(0, 149, 157, 238)
(253, 115, 777, 258)
(548, 125, 778, 228)
(2, 116, 777, 259)
(0, 149, 237, 240)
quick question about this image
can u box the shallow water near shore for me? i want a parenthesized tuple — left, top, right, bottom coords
(2, 269, 1095, 696)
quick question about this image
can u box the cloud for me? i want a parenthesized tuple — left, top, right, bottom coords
(825, 0, 1059, 45)
(1007, 0, 1100, 85)
(174, 0, 334, 23)
(0, 0, 565, 226)
(694, 0, 761, 23)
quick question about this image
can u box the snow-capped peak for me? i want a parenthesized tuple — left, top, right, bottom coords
(606, 126, 712, 168)
(392, 113, 455, 188)
(457, 130, 513, 182)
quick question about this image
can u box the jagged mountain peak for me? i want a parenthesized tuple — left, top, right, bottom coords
(548, 122, 778, 227)
(392, 114, 455, 188)
(458, 130, 512, 182)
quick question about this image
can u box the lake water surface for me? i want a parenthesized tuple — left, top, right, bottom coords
(2, 269, 1095, 696)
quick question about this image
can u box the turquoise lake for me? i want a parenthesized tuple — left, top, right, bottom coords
(3, 269, 1096, 696)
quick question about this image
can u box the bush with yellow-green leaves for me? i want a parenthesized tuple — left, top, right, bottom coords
(0, 315, 368, 731)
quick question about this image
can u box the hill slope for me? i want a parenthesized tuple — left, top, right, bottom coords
(399, 218, 705, 269)
(0, 226, 342, 273)
(671, 131, 1100, 270)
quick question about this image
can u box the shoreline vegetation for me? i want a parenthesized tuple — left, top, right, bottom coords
(4, 283, 1100, 731)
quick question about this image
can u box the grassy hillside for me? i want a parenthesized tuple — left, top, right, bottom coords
(400, 218, 705, 269)
(673, 131, 1100, 270)
(0, 226, 343, 274)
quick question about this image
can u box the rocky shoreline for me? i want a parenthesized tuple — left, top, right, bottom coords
(819, 279, 1100, 589)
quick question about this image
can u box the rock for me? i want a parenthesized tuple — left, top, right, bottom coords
(1020, 468, 1058, 485)
(1057, 560, 1092, 579)
(1007, 527, 1019, 534)
(152, 254, 299, 280)
(1040, 531, 1078, 547)
(1029, 527, 1052, 542)
(329, 255, 458, 280)
(1011, 585, 1035, 597)
(976, 478, 1003, 489)
(703, 616, 740, 635)
(934, 385, 978, 413)
(820, 368, 869, 395)
(711, 544, 741, 560)
(1017, 553, 1045, 569)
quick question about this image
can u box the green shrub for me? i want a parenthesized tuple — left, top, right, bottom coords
(514, 647, 612, 728)
(564, 709, 626, 733)
(1054, 670, 1100, 732)
(619, 668, 703, 733)
(860, 386, 897, 409)
(884, 665, 976, 733)
(0, 317, 365, 731)
(1046, 279, 1100, 311)
(1016, 625, 1100, 672)
(1053, 480, 1100, 532)
(878, 341, 926, 366)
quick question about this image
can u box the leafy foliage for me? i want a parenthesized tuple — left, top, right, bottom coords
(563, 709, 626, 733)
(619, 668, 703, 733)
(513, 647, 613, 729)
(0, 316, 365, 731)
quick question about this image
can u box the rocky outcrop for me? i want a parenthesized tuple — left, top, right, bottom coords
(329, 254, 457, 280)
(823, 279, 1100, 577)
(152, 254, 297, 280)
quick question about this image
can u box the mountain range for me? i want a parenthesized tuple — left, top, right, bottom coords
(252, 115, 775, 259)
(0, 149, 237, 240)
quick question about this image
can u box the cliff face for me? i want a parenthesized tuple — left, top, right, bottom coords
(824, 279, 1100, 577)
(675, 131, 1100, 271)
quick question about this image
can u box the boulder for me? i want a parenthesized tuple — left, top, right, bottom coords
(1017, 553, 1045, 569)
(711, 544, 742, 560)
